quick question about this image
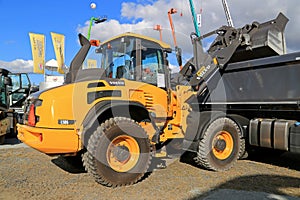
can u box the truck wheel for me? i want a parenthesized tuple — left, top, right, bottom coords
(195, 117, 242, 171)
(238, 138, 247, 159)
(83, 117, 152, 187)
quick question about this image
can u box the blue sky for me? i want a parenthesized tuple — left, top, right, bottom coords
(1, 0, 300, 85)
(0, 0, 136, 84)
(0, 0, 129, 65)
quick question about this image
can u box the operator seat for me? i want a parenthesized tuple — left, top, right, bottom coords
(116, 66, 126, 78)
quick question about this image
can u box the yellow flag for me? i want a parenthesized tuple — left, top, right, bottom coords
(29, 33, 45, 74)
(51, 32, 65, 74)
(87, 59, 97, 68)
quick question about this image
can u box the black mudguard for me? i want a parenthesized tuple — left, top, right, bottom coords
(81, 100, 149, 148)
(183, 111, 249, 152)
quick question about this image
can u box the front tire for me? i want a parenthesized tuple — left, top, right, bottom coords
(194, 117, 242, 171)
(83, 117, 152, 187)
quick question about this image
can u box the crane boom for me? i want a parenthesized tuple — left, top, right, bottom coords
(222, 0, 234, 27)
(188, 0, 201, 37)
(168, 8, 178, 47)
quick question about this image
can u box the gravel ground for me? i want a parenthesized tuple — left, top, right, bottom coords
(0, 140, 299, 200)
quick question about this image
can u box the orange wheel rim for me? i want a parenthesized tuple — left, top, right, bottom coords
(212, 131, 234, 160)
(107, 135, 140, 172)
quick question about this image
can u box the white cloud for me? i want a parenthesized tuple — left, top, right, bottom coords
(0, 59, 33, 73)
(77, 0, 300, 57)
(169, 62, 180, 74)
(2, 1, 297, 79)
(200, 0, 300, 52)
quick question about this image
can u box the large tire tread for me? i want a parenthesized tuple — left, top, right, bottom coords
(194, 117, 243, 171)
(83, 117, 152, 187)
(238, 137, 247, 159)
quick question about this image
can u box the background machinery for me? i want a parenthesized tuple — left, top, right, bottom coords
(168, 8, 182, 69)
(0, 69, 12, 144)
(0, 70, 31, 143)
(7, 72, 32, 138)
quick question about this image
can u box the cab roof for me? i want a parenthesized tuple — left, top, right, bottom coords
(100, 32, 172, 52)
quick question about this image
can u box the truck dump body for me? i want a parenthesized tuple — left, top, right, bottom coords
(208, 51, 300, 103)
(194, 51, 300, 121)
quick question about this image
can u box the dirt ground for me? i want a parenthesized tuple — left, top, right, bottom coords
(0, 140, 299, 200)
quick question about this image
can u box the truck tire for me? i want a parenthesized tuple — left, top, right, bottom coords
(194, 117, 242, 171)
(238, 138, 247, 159)
(83, 117, 152, 187)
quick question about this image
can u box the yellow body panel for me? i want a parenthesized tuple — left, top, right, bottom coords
(36, 84, 76, 129)
(17, 78, 175, 154)
(17, 124, 79, 154)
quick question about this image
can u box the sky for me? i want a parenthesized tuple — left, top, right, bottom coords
(1, 0, 300, 85)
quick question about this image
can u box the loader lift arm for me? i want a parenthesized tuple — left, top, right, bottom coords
(180, 12, 289, 93)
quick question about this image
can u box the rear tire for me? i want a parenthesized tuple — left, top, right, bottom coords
(83, 117, 152, 187)
(194, 117, 242, 171)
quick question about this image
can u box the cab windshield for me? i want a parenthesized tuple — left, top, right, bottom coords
(83, 36, 166, 87)
(101, 37, 136, 80)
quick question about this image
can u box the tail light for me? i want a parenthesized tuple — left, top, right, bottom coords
(25, 99, 42, 127)
(28, 104, 36, 126)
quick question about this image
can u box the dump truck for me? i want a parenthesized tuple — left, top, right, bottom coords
(17, 13, 300, 187)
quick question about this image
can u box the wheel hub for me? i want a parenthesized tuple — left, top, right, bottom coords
(113, 145, 130, 163)
(214, 139, 226, 151)
(107, 135, 141, 172)
(212, 131, 234, 160)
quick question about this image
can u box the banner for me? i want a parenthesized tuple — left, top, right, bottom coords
(29, 33, 45, 74)
(51, 32, 65, 74)
(87, 59, 97, 68)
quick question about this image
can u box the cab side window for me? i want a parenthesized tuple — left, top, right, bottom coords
(141, 49, 164, 86)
